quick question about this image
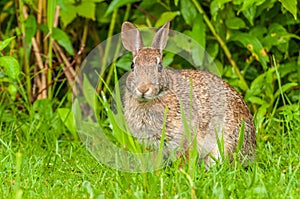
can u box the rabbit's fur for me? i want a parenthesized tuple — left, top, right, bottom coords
(121, 21, 256, 166)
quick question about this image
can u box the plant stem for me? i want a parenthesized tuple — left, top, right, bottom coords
(47, 0, 57, 99)
(191, 0, 249, 90)
(76, 18, 89, 72)
(96, 8, 118, 93)
(81, 19, 89, 50)
(19, 0, 31, 101)
(103, 4, 131, 94)
(48, 37, 53, 99)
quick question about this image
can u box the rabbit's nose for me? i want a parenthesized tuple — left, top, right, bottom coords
(137, 84, 152, 96)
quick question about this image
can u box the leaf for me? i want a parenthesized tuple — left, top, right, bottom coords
(249, 25, 267, 39)
(155, 11, 180, 28)
(279, 62, 297, 78)
(263, 23, 300, 52)
(229, 78, 248, 92)
(255, 104, 268, 129)
(105, 0, 140, 16)
(188, 15, 206, 66)
(138, 1, 157, 9)
(279, 0, 297, 20)
(210, 0, 231, 20)
(57, 108, 77, 135)
(181, 0, 197, 26)
(242, 6, 256, 25)
(274, 82, 298, 99)
(52, 27, 74, 55)
(74, 2, 97, 19)
(255, 0, 276, 17)
(116, 53, 132, 71)
(72, 99, 82, 127)
(207, 42, 219, 60)
(173, 32, 194, 52)
(225, 17, 246, 29)
(7, 84, 18, 101)
(25, 15, 37, 44)
(191, 14, 206, 48)
(0, 36, 15, 51)
(58, 0, 103, 26)
(38, 24, 49, 33)
(245, 68, 275, 100)
(59, 3, 76, 26)
(214, 60, 223, 75)
(192, 48, 203, 66)
(0, 56, 20, 80)
(238, 0, 265, 13)
(162, 52, 175, 66)
(247, 96, 265, 105)
(33, 99, 54, 119)
(95, 3, 111, 23)
(229, 32, 269, 70)
(83, 74, 96, 112)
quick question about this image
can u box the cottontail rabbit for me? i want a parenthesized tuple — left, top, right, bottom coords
(121, 21, 256, 166)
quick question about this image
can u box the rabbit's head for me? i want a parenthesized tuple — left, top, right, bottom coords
(121, 22, 170, 102)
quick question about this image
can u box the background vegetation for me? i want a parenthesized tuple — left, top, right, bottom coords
(0, 0, 299, 198)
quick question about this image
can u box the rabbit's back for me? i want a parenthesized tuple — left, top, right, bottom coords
(172, 70, 256, 161)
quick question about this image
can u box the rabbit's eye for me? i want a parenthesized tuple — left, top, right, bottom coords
(158, 63, 163, 72)
(131, 62, 135, 70)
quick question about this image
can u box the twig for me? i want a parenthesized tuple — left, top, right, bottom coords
(23, 4, 47, 99)
(32, 67, 42, 97)
(36, 0, 42, 46)
(32, 38, 47, 99)
(75, 18, 88, 71)
(52, 41, 77, 94)
(70, 45, 85, 67)
(53, 6, 60, 27)
(32, 79, 64, 102)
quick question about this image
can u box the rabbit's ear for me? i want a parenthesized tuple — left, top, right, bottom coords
(151, 21, 170, 51)
(121, 22, 144, 56)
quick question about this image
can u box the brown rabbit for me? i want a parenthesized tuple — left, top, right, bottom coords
(121, 21, 256, 166)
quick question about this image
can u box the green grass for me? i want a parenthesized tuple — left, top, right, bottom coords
(1, 99, 300, 199)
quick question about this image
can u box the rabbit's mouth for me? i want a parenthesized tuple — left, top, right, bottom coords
(136, 94, 156, 102)
(135, 91, 166, 102)
(134, 84, 160, 102)
(134, 85, 168, 102)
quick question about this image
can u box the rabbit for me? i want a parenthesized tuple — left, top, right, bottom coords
(120, 21, 256, 167)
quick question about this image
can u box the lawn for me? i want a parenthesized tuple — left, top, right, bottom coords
(1, 99, 299, 198)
